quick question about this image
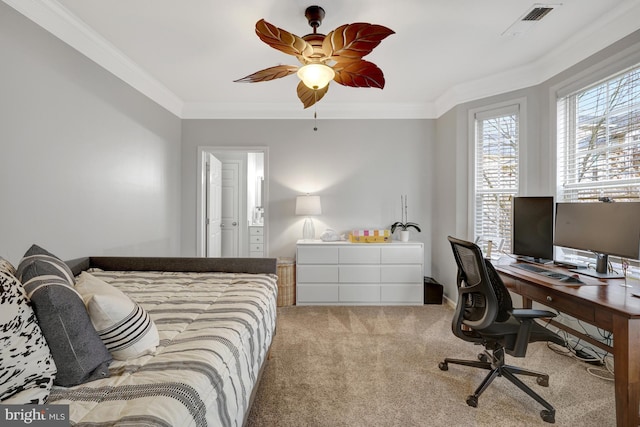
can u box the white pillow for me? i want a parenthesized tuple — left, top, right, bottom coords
(75, 272, 159, 360)
(0, 257, 16, 278)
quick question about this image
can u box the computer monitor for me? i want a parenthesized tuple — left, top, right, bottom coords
(512, 196, 554, 264)
(554, 202, 640, 279)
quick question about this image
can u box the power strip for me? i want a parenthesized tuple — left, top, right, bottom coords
(574, 349, 603, 365)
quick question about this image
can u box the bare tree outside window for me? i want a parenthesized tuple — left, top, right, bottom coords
(475, 108, 519, 253)
(558, 66, 640, 202)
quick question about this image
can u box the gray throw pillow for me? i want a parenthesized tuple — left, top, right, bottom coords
(17, 245, 111, 387)
(16, 244, 75, 285)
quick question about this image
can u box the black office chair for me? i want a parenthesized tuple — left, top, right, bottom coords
(439, 236, 566, 423)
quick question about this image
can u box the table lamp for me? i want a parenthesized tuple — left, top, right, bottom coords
(296, 194, 322, 240)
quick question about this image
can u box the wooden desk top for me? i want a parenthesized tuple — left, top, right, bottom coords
(495, 259, 640, 320)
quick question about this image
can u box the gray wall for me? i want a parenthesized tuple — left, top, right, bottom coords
(0, 3, 182, 265)
(431, 106, 466, 302)
(181, 119, 435, 274)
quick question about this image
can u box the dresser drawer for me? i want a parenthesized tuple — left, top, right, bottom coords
(250, 235, 264, 244)
(297, 285, 339, 303)
(339, 265, 380, 283)
(380, 265, 422, 283)
(249, 243, 263, 252)
(297, 265, 339, 283)
(381, 246, 422, 264)
(381, 284, 423, 303)
(249, 227, 264, 236)
(297, 246, 339, 264)
(339, 246, 380, 264)
(339, 285, 380, 302)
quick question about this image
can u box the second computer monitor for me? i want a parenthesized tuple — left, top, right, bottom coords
(554, 201, 640, 278)
(512, 196, 554, 264)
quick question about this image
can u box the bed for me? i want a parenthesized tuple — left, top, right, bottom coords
(1, 250, 277, 427)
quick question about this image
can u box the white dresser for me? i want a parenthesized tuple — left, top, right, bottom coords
(296, 240, 424, 305)
(248, 226, 264, 257)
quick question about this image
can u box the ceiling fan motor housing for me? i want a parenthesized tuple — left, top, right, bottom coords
(301, 34, 327, 62)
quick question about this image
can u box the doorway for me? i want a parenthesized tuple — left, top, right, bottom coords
(196, 147, 268, 257)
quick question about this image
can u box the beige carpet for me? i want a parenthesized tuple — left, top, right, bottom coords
(246, 305, 615, 427)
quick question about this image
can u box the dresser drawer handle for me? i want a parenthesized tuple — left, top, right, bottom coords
(546, 296, 553, 302)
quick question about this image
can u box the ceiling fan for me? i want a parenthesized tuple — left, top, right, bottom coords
(235, 5, 394, 109)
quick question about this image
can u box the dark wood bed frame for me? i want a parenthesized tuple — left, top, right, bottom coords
(65, 256, 278, 426)
(65, 256, 278, 276)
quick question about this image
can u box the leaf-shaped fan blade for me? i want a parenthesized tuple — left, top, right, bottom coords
(323, 23, 394, 61)
(297, 81, 329, 109)
(234, 65, 299, 83)
(256, 19, 314, 58)
(333, 60, 385, 89)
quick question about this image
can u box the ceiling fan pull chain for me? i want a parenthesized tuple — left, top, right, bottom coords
(313, 90, 318, 131)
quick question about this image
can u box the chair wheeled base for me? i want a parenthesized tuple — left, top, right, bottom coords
(439, 348, 556, 424)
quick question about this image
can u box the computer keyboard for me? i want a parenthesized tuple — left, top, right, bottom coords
(511, 263, 548, 273)
(511, 263, 583, 283)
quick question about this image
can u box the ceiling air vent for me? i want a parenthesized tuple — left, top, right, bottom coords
(522, 7, 554, 21)
(502, 3, 561, 36)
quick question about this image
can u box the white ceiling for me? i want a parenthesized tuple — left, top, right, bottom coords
(5, 0, 640, 119)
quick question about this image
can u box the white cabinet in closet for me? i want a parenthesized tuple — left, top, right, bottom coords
(249, 226, 264, 257)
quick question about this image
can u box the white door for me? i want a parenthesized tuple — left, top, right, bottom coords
(221, 162, 240, 257)
(206, 154, 222, 257)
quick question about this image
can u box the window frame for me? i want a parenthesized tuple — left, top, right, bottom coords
(553, 58, 640, 273)
(469, 99, 526, 254)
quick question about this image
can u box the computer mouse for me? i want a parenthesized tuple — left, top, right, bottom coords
(560, 275, 583, 284)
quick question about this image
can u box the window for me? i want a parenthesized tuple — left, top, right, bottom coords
(474, 105, 520, 253)
(557, 64, 640, 270)
(557, 64, 640, 202)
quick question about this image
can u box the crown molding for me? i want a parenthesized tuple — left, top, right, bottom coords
(181, 101, 435, 120)
(2, 0, 184, 117)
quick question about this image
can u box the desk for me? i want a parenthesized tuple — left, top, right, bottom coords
(496, 262, 640, 427)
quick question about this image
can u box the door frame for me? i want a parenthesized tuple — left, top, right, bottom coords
(196, 146, 269, 257)
(205, 153, 222, 257)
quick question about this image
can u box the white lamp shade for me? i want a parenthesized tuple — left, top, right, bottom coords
(296, 195, 322, 216)
(297, 64, 335, 90)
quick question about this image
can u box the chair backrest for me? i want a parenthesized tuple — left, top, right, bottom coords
(447, 236, 513, 338)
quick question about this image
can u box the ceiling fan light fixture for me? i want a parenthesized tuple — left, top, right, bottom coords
(297, 63, 335, 90)
(236, 7, 394, 108)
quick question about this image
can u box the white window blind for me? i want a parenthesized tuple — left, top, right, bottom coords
(557, 64, 640, 202)
(474, 106, 520, 253)
(557, 64, 640, 271)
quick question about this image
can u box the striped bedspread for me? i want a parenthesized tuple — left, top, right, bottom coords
(48, 270, 278, 427)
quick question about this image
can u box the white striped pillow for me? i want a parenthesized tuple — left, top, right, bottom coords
(75, 272, 159, 360)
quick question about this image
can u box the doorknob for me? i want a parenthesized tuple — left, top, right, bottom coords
(232, 221, 238, 226)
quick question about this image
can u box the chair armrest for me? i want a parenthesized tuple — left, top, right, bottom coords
(511, 309, 556, 319)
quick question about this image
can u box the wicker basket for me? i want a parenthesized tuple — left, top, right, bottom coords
(276, 257, 296, 307)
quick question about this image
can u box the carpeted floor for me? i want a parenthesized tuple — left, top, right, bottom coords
(246, 305, 615, 427)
